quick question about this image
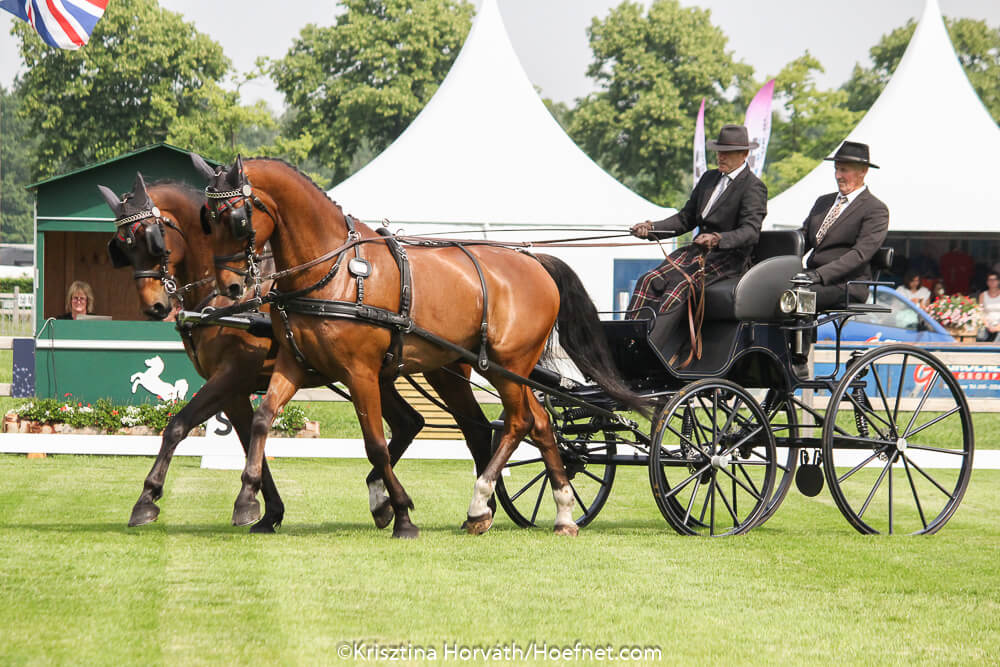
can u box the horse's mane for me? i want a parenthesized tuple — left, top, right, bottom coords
(147, 179, 205, 209)
(244, 157, 346, 214)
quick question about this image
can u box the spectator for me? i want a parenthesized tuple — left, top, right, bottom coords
(978, 271, 1000, 342)
(896, 271, 930, 309)
(930, 279, 948, 303)
(58, 280, 96, 320)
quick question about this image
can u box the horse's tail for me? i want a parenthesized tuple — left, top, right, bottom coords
(534, 253, 650, 416)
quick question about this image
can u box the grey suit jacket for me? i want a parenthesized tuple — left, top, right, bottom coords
(650, 167, 767, 256)
(800, 188, 889, 287)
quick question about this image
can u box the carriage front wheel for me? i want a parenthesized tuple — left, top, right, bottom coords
(821, 344, 974, 535)
(649, 379, 777, 536)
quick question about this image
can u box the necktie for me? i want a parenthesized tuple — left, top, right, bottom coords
(815, 195, 849, 244)
(701, 175, 730, 218)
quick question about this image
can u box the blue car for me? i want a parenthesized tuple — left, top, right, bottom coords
(816, 286, 954, 343)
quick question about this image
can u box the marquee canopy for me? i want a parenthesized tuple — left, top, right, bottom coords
(328, 0, 672, 227)
(765, 0, 1000, 233)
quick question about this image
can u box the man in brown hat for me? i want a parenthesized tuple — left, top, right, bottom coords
(628, 124, 767, 353)
(799, 140, 889, 309)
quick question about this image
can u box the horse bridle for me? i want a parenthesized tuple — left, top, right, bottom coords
(109, 204, 211, 308)
(204, 179, 278, 300)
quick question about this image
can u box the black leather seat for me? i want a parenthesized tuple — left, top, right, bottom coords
(704, 230, 805, 321)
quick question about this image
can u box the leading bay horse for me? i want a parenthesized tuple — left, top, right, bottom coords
(192, 154, 645, 537)
(100, 174, 472, 532)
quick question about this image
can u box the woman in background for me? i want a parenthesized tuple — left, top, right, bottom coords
(58, 280, 96, 320)
(978, 272, 1000, 342)
(896, 271, 930, 309)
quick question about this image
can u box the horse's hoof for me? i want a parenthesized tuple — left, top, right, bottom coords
(249, 514, 281, 534)
(462, 512, 493, 535)
(128, 501, 160, 527)
(554, 522, 579, 537)
(232, 500, 261, 527)
(372, 500, 394, 530)
(392, 518, 420, 539)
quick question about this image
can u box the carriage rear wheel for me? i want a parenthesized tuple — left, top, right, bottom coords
(821, 344, 974, 535)
(754, 389, 799, 526)
(649, 379, 777, 536)
(493, 411, 616, 528)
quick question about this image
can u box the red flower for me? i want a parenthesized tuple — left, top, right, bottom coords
(64, 393, 72, 397)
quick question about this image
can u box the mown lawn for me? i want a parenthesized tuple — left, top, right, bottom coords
(0, 455, 997, 665)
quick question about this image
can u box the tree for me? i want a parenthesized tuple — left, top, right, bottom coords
(567, 0, 753, 206)
(269, 0, 474, 186)
(12, 0, 274, 179)
(1, 85, 36, 243)
(843, 17, 1000, 122)
(761, 54, 863, 196)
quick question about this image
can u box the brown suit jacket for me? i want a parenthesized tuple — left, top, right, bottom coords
(800, 187, 889, 292)
(651, 167, 767, 260)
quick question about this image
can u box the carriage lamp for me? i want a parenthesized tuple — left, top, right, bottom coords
(779, 274, 817, 317)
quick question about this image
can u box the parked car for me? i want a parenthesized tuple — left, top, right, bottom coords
(816, 286, 954, 343)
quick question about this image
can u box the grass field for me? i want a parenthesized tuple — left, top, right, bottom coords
(0, 454, 997, 664)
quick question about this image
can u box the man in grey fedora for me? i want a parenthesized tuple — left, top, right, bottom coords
(799, 140, 889, 309)
(628, 124, 767, 355)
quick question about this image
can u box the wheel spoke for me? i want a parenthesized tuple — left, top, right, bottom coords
(662, 464, 712, 500)
(904, 406, 962, 439)
(903, 370, 940, 437)
(902, 454, 956, 500)
(505, 458, 544, 469)
(721, 425, 765, 458)
(683, 476, 702, 525)
(893, 354, 909, 426)
(581, 468, 608, 485)
(857, 457, 892, 519)
(870, 363, 899, 437)
(837, 447, 889, 484)
(714, 478, 740, 527)
(888, 451, 894, 535)
(737, 461, 763, 499)
(902, 454, 928, 530)
(665, 421, 709, 460)
(906, 442, 967, 456)
(509, 470, 546, 502)
(717, 463, 764, 500)
(709, 474, 716, 536)
(843, 390, 891, 441)
(751, 448, 789, 472)
(529, 475, 549, 524)
(570, 482, 587, 513)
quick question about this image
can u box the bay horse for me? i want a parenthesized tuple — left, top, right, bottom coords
(191, 154, 645, 537)
(101, 174, 487, 532)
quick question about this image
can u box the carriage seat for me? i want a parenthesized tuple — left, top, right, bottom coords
(703, 230, 805, 322)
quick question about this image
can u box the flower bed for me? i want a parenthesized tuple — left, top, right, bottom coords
(926, 295, 983, 333)
(2, 396, 319, 438)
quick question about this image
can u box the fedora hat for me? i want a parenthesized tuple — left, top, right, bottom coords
(824, 141, 879, 168)
(706, 124, 759, 152)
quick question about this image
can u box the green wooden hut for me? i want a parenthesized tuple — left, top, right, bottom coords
(28, 143, 219, 403)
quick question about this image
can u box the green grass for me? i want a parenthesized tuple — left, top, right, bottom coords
(0, 455, 998, 665)
(0, 349, 11, 384)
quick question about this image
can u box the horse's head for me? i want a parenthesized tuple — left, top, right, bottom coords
(192, 153, 276, 301)
(99, 173, 190, 320)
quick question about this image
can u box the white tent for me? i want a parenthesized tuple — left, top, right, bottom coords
(328, 0, 672, 310)
(765, 0, 1000, 234)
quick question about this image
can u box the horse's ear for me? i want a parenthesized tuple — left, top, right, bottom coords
(190, 152, 217, 181)
(200, 205, 212, 234)
(133, 172, 149, 195)
(97, 184, 122, 217)
(228, 154, 245, 188)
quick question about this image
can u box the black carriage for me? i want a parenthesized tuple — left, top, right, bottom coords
(493, 231, 975, 536)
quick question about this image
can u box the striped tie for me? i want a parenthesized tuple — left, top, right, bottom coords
(815, 195, 849, 244)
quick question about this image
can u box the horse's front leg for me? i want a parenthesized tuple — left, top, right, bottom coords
(365, 376, 425, 529)
(128, 372, 235, 527)
(233, 349, 302, 527)
(224, 395, 284, 534)
(352, 371, 418, 538)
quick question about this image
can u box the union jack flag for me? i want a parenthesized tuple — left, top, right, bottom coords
(0, 0, 108, 50)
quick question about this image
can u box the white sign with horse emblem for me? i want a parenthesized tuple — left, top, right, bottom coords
(129, 355, 189, 401)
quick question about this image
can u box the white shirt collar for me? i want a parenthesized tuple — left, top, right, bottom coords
(838, 184, 867, 204)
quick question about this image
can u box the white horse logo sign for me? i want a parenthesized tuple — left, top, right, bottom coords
(129, 356, 189, 401)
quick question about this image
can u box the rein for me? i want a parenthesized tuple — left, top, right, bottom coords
(656, 242, 707, 369)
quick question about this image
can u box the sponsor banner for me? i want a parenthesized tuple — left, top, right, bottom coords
(693, 98, 707, 185)
(744, 79, 775, 178)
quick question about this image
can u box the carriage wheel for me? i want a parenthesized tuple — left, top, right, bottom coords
(754, 389, 799, 526)
(493, 412, 616, 528)
(649, 379, 777, 536)
(822, 345, 973, 535)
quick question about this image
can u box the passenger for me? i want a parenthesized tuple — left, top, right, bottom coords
(798, 141, 889, 310)
(628, 124, 766, 351)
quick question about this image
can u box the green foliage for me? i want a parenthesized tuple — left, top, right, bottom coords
(0, 277, 32, 292)
(567, 0, 753, 206)
(12, 395, 186, 432)
(272, 404, 307, 434)
(269, 0, 474, 185)
(0, 86, 36, 243)
(11, 0, 276, 179)
(843, 17, 1000, 122)
(759, 54, 864, 196)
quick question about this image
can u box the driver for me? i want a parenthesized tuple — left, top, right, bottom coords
(628, 124, 767, 353)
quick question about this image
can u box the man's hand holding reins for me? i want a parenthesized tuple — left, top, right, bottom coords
(631, 221, 653, 239)
(693, 232, 721, 250)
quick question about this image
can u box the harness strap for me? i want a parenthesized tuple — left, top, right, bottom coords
(660, 250, 707, 369)
(452, 244, 491, 371)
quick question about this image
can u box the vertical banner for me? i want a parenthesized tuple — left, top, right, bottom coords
(744, 79, 775, 178)
(693, 98, 707, 186)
